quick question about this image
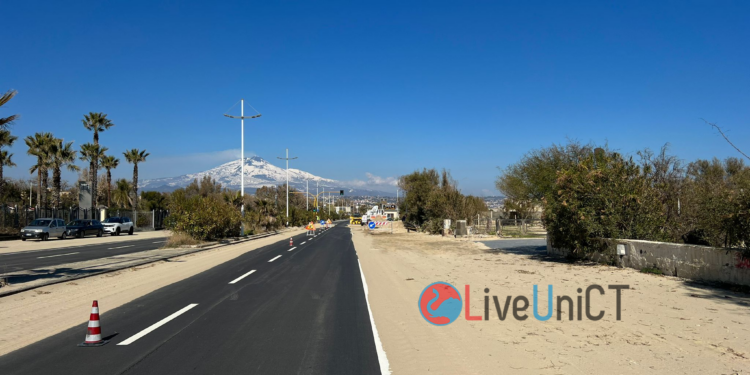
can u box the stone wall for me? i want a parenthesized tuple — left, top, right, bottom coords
(547, 236, 750, 286)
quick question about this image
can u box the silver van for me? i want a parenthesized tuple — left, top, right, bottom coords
(20, 218, 68, 241)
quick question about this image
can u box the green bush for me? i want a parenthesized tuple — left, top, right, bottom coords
(543, 149, 668, 256)
(166, 189, 241, 241)
(400, 169, 487, 234)
(500, 141, 750, 255)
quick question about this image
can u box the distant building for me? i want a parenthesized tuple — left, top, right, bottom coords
(382, 204, 399, 220)
(335, 206, 352, 214)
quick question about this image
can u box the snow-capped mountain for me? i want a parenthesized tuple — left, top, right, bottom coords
(140, 156, 395, 196)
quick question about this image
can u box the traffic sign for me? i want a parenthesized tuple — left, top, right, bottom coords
(368, 221, 376, 229)
(320, 220, 326, 225)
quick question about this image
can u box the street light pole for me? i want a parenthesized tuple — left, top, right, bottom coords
(277, 149, 297, 227)
(224, 99, 262, 235)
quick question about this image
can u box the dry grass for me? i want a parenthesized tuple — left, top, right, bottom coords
(163, 232, 202, 248)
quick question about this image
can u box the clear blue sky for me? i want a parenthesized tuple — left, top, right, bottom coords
(3, 0, 749, 195)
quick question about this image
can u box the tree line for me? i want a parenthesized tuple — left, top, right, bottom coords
(0, 89, 149, 213)
(398, 168, 487, 234)
(163, 176, 345, 240)
(496, 141, 750, 255)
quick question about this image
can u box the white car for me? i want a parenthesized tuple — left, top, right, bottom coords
(102, 217, 134, 236)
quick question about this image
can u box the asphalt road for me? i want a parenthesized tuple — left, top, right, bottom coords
(0, 237, 169, 273)
(476, 238, 547, 256)
(0, 223, 383, 375)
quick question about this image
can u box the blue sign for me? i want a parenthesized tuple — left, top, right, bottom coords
(320, 220, 326, 225)
(368, 221, 376, 229)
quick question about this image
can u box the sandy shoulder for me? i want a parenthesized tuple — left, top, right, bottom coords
(0, 229, 304, 356)
(352, 227, 750, 375)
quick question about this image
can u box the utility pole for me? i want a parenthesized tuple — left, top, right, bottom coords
(224, 99, 262, 235)
(277, 148, 297, 227)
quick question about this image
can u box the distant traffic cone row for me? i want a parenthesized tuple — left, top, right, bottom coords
(78, 300, 109, 347)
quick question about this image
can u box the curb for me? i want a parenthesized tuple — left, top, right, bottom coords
(0, 229, 298, 298)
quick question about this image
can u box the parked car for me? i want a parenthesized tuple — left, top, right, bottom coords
(20, 218, 68, 241)
(65, 219, 104, 238)
(102, 217, 134, 236)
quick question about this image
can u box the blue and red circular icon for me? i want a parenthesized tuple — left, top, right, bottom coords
(418, 282, 462, 326)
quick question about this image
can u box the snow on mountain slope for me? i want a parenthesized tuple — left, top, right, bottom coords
(140, 156, 394, 196)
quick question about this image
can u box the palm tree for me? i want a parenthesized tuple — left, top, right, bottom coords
(49, 139, 79, 208)
(101, 155, 120, 207)
(0, 130, 17, 199)
(0, 90, 18, 130)
(25, 132, 54, 207)
(79, 143, 108, 211)
(82, 112, 114, 208)
(123, 149, 149, 214)
(112, 178, 133, 208)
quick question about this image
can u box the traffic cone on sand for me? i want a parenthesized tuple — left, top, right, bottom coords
(78, 300, 109, 347)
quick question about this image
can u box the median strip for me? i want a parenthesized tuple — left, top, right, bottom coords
(228, 270, 256, 284)
(117, 303, 199, 346)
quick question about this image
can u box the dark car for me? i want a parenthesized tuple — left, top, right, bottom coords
(65, 219, 104, 238)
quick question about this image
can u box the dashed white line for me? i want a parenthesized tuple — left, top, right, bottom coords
(152, 241, 165, 244)
(301, 241, 306, 245)
(37, 252, 80, 259)
(108, 245, 134, 250)
(228, 269, 256, 284)
(117, 303, 198, 346)
(268, 255, 282, 262)
(287, 247, 297, 252)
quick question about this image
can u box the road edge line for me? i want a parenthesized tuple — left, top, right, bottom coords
(357, 259, 391, 375)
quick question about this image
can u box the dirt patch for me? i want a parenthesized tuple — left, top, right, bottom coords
(353, 227, 750, 374)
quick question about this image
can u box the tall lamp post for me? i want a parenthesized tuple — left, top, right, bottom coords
(224, 99, 262, 235)
(277, 148, 297, 227)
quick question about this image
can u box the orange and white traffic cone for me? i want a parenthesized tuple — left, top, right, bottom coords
(290, 237, 293, 246)
(78, 300, 109, 347)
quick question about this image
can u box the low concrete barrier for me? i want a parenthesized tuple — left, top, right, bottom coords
(547, 236, 750, 286)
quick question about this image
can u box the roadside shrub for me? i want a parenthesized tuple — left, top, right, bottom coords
(166, 189, 241, 241)
(163, 232, 202, 248)
(399, 169, 487, 234)
(501, 141, 750, 254)
(544, 148, 667, 256)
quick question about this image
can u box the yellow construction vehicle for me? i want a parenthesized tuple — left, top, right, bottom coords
(350, 214, 362, 225)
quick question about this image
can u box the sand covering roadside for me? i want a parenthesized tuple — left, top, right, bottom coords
(352, 227, 750, 374)
(0, 229, 304, 356)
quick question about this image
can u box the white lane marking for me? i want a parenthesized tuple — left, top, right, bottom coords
(287, 247, 297, 252)
(268, 255, 282, 262)
(108, 245, 134, 250)
(358, 260, 391, 374)
(117, 304, 199, 346)
(37, 252, 80, 259)
(228, 269, 256, 284)
(152, 241, 165, 244)
(301, 241, 306, 245)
